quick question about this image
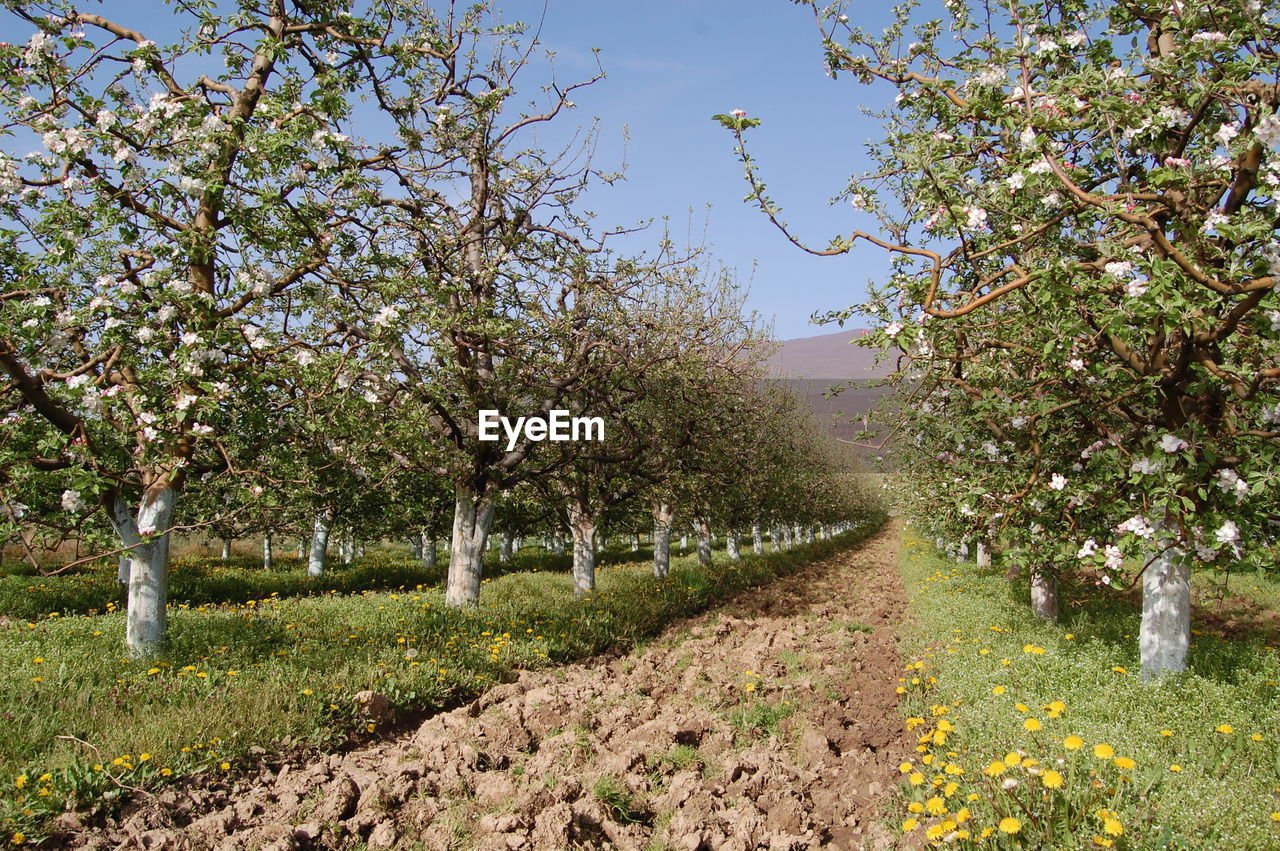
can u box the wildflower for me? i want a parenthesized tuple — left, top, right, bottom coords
(219, 762, 230, 771)
(1094, 743, 1114, 759)
(1043, 769, 1064, 789)
(1024, 718, 1043, 732)
(907, 801, 924, 813)
(908, 771, 924, 786)
(1113, 757, 1136, 771)
(730, 109, 747, 118)
(1215, 724, 1234, 734)
(1064, 735, 1084, 751)
(1044, 700, 1066, 718)
(999, 817, 1022, 835)
(14, 774, 26, 789)
(1103, 816, 1124, 836)
(1169, 765, 1182, 772)
(925, 796, 947, 815)
(1160, 729, 1173, 737)
(985, 759, 1007, 777)
(901, 817, 919, 832)
(992, 685, 1006, 695)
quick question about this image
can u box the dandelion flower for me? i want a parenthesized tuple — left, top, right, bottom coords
(908, 771, 924, 786)
(1169, 765, 1182, 772)
(1093, 743, 1114, 759)
(1103, 816, 1124, 836)
(901, 817, 919, 832)
(907, 802, 924, 813)
(1043, 769, 1064, 789)
(992, 685, 1006, 695)
(1159, 729, 1173, 737)
(999, 817, 1022, 835)
(925, 796, 947, 815)
(1113, 757, 1136, 770)
(1024, 718, 1043, 732)
(1215, 724, 1234, 734)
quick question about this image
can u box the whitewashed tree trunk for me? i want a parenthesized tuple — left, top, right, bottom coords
(653, 502, 674, 579)
(726, 531, 741, 561)
(308, 510, 333, 577)
(422, 534, 436, 570)
(1030, 568, 1059, 621)
(499, 531, 514, 564)
(935, 536, 945, 552)
(1141, 549, 1191, 677)
(695, 517, 712, 567)
(445, 484, 495, 608)
(680, 534, 688, 550)
(297, 537, 306, 559)
(110, 496, 137, 587)
(976, 540, 990, 569)
(793, 524, 802, 546)
(804, 527, 815, 544)
(108, 487, 177, 658)
(567, 505, 598, 599)
(552, 535, 565, 555)
(771, 527, 781, 552)
(752, 524, 764, 556)
(262, 533, 273, 569)
(220, 538, 232, 561)
(631, 533, 640, 551)
(411, 536, 423, 561)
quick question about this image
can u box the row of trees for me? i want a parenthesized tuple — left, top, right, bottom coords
(0, 0, 875, 658)
(722, 0, 1280, 677)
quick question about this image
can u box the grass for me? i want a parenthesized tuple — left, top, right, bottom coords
(893, 530, 1280, 849)
(0, 514, 884, 845)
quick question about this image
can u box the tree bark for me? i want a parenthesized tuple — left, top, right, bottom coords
(752, 524, 764, 556)
(653, 501, 674, 579)
(695, 516, 712, 567)
(552, 535, 565, 555)
(631, 533, 640, 551)
(297, 537, 307, 559)
(771, 527, 781, 552)
(220, 538, 232, 561)
(445, 483, 495, 607)
(308, 509, 333, 577)
(1030, 568, 1058, 621)
(726, 531, 741, 561)
(499, 531, 514, 564)
(421, 533, 436, 570)
(1141, 549, 1191, 677)
(108, 486, 177, 659)
(567, 504, 598, 599)
(976, 540, 991, 569)
(262, 533, 273, 570)
(110, 496, 137, 587)
(680, 534, 688, 550)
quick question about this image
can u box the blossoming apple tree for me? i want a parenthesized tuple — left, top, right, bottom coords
(722, 0, 1280, 676)
(0, 0, 450, 656)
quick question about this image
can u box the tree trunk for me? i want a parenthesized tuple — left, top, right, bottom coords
(653, 502, 673, 579)
(500, 531, 514, 564)
(111, 496, 136, 587)
(552, 535, 565, 555)
(297, 537, 307, 559)
(631, 533, 640, 551)
(308, 509, 333, 577)
(568, 504, 598, 599)
(421, 533, 436, 570)
(804, 527, 814, 544)
(445, 483, 495, 608)
(793, 524, 803, 547)
(752, 524, 764, 556)
(680, 534, 688, 550)
(1030, 568, 1058, 621)
(1140, 549, 1191, 677)
(262, 533, 273, 570)
(726, 531, 741, 561)
(771, 527, 781, 552)
(411, 536, 423, 561)
(977, 540, 991, 569)
(109, 487, 177, 659)
(696, 517, 712, 567)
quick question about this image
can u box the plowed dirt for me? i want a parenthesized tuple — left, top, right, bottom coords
(61, 524, 909, 850)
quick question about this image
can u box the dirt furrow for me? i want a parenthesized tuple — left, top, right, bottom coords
(68, 524, 909, 851)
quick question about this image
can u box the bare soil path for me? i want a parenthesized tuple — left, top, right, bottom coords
(69, 524, 909, 851)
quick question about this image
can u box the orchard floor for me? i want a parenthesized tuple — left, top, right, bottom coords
(61, 524, 910, 851)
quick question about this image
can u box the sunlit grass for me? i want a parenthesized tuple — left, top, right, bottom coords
(894, 533, 1280, 849)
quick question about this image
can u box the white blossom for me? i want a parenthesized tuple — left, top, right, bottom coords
(1077, 539, 1098, 559)
(884, 321, 903, 338)
(1103, 545, 1124, 570)
(190, 423, 214, 437)
(1254, 114, 1280, 147)
(1158, 433, 1188, 453)
(61, 489, 86, 512)
(1117, 515, 1155, 539)
(1104, 260, 1133, 278)
(1066, 357, 1085, 372)
(1214, 123, 1239, 146)
(372, 305, 400, 327)
(1214, 520, 1240, 546)
(1130, 457, 1163, 475)
(1048, 473, 1067, 491)
(1124, 278, 1149, 297)
(295, 349, 316, 366)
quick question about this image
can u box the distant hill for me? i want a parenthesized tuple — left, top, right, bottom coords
(760, 330, 895, 452)
(764, 329, 892, 379)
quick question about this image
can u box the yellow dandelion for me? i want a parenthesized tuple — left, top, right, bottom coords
(1169, 765, 1182, 772)
(1043, 769, 1064, 789)
(1113, 757, 1136, 771)
(1159, 729, 1173, 737)
(908, 771, 924, 786)
(1216, 724, 1234, 734)
(901, 818, 919, 833)
(984, 759, 1007, 777)
(907, 802, 924, 814)
(1064, 735, 1084, 750)
(999, 817, 1022, 835)
(1024, 718, 1043, 732)
(992, 685, 1006, 695)
(1103, 816, 1124, 837)
(1093, 743, 1114, 759)
(924, 796, 947, 815)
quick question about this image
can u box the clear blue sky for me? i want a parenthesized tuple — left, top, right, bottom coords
(511, 0, 897, 340)
(1, 0, 900, 340)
